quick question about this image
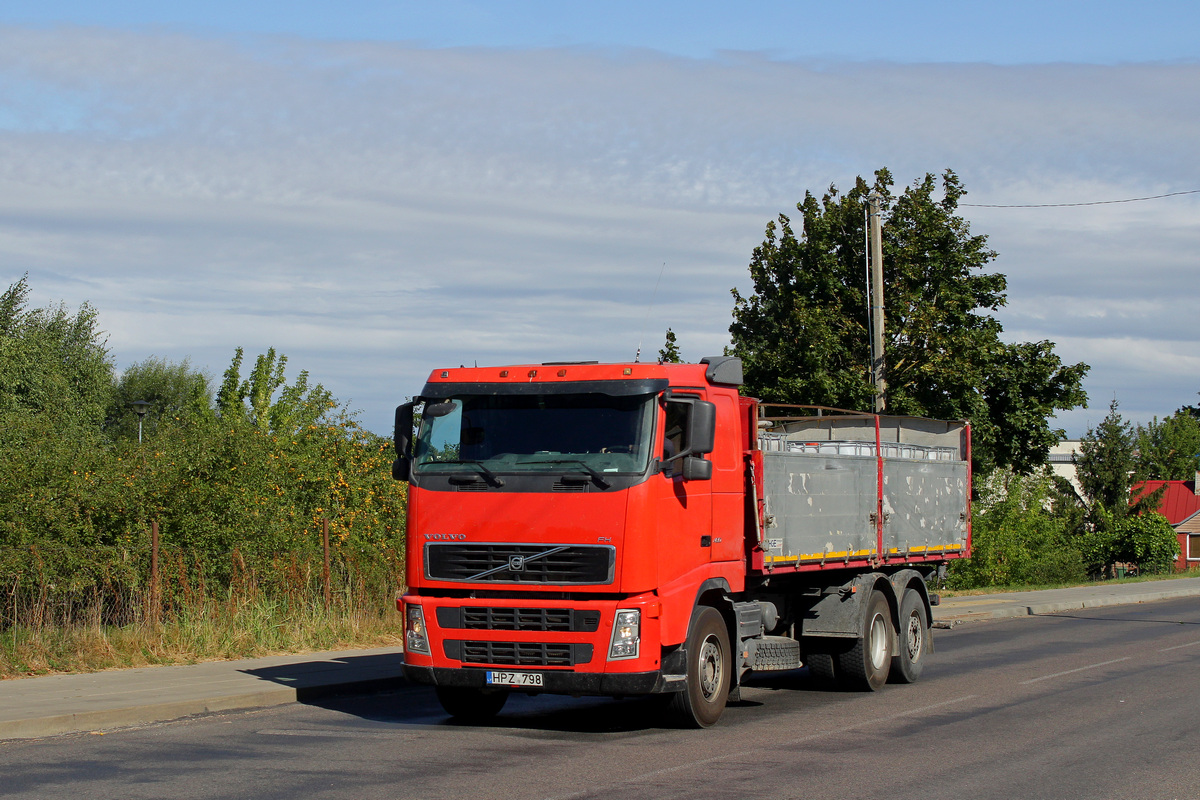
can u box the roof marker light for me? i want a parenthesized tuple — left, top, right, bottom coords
(500, 370, 509, 377)
(557, 369, 567, 377)
(440, 371, 449, 378)
(623, 368, 632, 375)
(528, 369, 538, 378)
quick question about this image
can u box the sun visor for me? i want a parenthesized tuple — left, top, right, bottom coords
(419, 379, 670, 399)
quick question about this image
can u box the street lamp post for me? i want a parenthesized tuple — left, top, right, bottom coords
(130, 400, 152, 443)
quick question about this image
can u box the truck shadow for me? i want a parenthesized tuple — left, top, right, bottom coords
(241, 654, 848, 734)
(302, 688, 697, 734)
(240, 651, 408, 702)
(250, 661, 839, 735)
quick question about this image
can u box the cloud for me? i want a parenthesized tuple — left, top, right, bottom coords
(1, 25, 1197, 434)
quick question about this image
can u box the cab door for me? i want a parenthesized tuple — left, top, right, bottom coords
(656, 392, 714, 572)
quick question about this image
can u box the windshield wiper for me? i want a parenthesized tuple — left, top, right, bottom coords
(532, 458, 613, 489)
(440, 459, 505, 487)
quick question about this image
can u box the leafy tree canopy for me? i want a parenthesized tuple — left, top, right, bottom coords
(216, 346, 334, 434)
(659, 328, 683, 363)
(1075, 399, 1139, 514)
(0, 274, 114, 430)
(1135, 412, 1200, 481)
(1180, 389, 1200, 420)
(106, 356, 213, 440)
(730, 168, 1089, 474)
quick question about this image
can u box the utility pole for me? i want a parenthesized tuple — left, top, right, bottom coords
(868, 193, 886, 413)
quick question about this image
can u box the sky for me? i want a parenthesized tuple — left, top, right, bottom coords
(1, 1, 1198, 438)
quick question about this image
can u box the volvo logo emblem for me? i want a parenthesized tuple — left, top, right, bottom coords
(508, 555, 526, 572)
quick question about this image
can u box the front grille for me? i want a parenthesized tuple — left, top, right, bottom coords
(425, 543, 615, 585)
(436, 606, 601, 632)
(444, 640, 594, 667)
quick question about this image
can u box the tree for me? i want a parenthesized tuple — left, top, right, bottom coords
(0, 275, 114, 429)
(659, 328, 682, 363)
(729, 169, 1089, 474)
(1180, 390, 1199, 420)
(1075, 399, 1138, 514)
(106, 356, 213, 440)
(216, 347, 333, 433)
(1136, 412, 1200, 480)
(1072, 399, 1178, 575)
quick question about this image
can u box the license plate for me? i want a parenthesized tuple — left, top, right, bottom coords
(486, 670, 544, 687)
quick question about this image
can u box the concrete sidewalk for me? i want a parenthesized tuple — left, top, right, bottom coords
(3, 578, 1199, 741)
(931, 577, 1200, 625)
(0, 646, 406, 741)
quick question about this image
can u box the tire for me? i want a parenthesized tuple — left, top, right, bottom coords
(435, 686, 509, 721)
(836, 589, 893, 691)
(803, 639, 845, 687)
(806, 651, 838, 684)
(890, 587, 929, 684)
(668, 606, 731, 728)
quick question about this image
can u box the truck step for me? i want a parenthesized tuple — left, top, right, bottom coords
(751, 636, 802, 672)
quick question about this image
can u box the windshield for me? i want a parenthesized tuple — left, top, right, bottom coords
(414, 392, 655, 476)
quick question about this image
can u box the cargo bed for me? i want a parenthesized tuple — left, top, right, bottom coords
(750, 408, 971, 574)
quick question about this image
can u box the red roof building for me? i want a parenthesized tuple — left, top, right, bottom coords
(1131, 475, 1200, 570)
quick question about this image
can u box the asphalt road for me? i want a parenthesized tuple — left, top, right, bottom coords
(3, 597, 1199, 800)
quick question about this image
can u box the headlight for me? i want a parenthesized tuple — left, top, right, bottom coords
(405, 603, 431, 655)
(608, 609, 640, 660)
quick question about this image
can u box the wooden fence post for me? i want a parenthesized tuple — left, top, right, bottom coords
(150, 520, 160, 624)
(322, 517, 331, 608)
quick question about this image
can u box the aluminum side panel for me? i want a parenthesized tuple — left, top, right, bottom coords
(882, 460, 969, 554)
(761, 452, 878, 562)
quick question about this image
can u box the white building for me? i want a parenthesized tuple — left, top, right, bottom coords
(1048, 440, 1082, 497)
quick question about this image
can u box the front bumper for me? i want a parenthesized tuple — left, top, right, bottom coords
(404, 665, 682, 696)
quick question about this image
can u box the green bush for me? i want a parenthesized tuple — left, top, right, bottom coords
(0, 279, 408, 637)
(1082, 506, 1179, 576)
(948, 470, 1086, 589)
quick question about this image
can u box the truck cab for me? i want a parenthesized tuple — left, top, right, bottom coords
(394, 358, 746, 725)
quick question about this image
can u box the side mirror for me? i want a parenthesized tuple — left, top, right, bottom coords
(681, 456, 713, 481)
(392, 402, 415, 482)
(688, 400, 716, 455)
(392, 457, 411, 482)
(423, 401, 458, 419)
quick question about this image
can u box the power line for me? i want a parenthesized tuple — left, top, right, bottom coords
(961, 189, 1200, 208)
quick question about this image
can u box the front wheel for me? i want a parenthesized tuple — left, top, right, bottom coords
(668, 606, 731, 728)
(836, 589, 893, 691)
(435, 686, 509, 722)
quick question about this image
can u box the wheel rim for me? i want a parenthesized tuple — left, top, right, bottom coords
(905, 611, 923, 661)
(698, 634, 723, 700)
(868, 613, 889, 671)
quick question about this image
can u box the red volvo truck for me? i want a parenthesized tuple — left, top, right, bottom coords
(392, 357, 970, 727)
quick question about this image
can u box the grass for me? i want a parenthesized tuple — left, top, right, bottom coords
(2, 545, 407, 679)
(0, 597, 402, 679)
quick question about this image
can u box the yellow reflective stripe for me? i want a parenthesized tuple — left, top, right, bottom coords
(884, 544, 963, 554)
(764, 549, 876, 563)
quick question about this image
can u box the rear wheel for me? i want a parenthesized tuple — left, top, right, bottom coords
(435, 686, 509, 721)
(668, 606, 731, 728)
(890, 587, 928, 684)
(803, 639, 846, 687)
(836, 589, 893, 691)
